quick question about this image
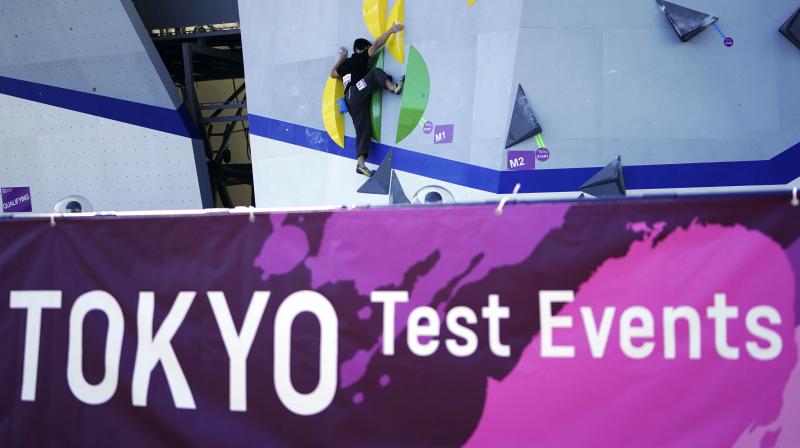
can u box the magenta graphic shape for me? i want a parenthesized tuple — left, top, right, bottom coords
(467, 223, 798, 447)
(253, 214, 310, 280)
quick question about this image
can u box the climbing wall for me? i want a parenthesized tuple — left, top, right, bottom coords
(239, 0, 800, 207)
(0, 0, 209, 213)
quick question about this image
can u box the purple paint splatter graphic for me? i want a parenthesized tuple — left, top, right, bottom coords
(253, 214, 309, 280)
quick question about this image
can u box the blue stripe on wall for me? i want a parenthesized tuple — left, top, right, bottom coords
(0, 75, 198, 139)
(2, 73, 795, 195)
(250, 114, 800, 194)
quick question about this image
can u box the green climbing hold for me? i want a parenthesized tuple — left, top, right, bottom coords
(396, 45, 430, 144)
(370, 49, 385, 142)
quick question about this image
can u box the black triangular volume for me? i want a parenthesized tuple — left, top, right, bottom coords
(579, 156, 620, 189)
(780, 7, 800, 50)
(584, 182, 624, 197)
(389, 170, 410, 204)
(505, 84, 543, 149)
(358, 150, 394, 195)
(579, 156, 626, 197)
(656, 0, 718, 42)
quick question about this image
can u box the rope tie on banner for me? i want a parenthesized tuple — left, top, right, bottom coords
(495, 183, 521, 216)
(50, 215, 56, 227)
(792, 187, 799, 207)
(249, 208, 256, 223)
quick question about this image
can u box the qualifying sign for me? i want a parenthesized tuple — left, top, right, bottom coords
(2, 186, 32, 212)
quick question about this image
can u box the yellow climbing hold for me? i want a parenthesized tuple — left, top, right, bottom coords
(468, 0, 476, 6)
(362, 0, 387, 40)
(321, 76, 345, 148)
(386, 0, 405, 65)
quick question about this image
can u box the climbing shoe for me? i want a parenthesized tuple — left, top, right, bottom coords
(356, 164, 375, 177)
(393, 76, 405, 95)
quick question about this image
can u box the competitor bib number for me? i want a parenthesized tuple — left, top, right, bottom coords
(356, 79, 367, 91)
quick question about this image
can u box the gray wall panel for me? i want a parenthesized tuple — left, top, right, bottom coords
(474, 31, 519, 141)
(0, 0, 178, 108)
(514, 28, 604, 140)
(240, 0, 800, 203)
(513, 0, 798, 168)
(0, 94, 204, 212)
(0, 0, 206, 212)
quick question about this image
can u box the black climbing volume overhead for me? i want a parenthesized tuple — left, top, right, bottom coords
(656, 0, 718, 42)
(505, 84, 543, 149)
(780, 6, 800, 50)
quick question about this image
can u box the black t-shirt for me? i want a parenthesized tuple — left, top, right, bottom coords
(338, 51, 370, 90)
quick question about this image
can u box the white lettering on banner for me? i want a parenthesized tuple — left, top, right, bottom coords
(408, 307, 440, 356)
(745, 306, 783, 360)
(7, 288, 788, 417)
(580, 306, 616, 358)
(619, 306, 655, 359)
(374, 293, 510, 357)
(538, 290, 784, 361)
(482, 295, 511, 357)
(707, 293, 740, 360)
(445, 307, 478, 357)
(132, 292, 197, 409)
(274, 290, 338, 416)
(663, 306, 701, 359)
(371, 291, 409, 356)
(67, 291, 124, 405)
(208, 291, 270, 412)
(540, 291, 576, 358)
(9, 291, 62, 401)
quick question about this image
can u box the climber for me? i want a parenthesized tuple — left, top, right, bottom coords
(330, 24, 405, 177)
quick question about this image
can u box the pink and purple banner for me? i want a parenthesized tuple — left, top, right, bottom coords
(1, 195, 799, 447)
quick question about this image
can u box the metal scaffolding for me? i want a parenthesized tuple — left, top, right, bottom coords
(149, 23, 252, 208)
